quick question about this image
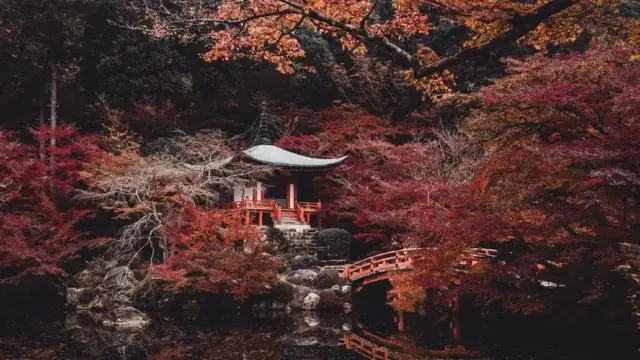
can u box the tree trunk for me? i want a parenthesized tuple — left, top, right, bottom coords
(49, 64, 57, 147)
(39, 91, 47, 160)
(48, 64, 58, 198)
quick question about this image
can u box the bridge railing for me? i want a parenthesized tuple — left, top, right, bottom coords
(346, 248, 425, 281)
(329, 247, 499, 282)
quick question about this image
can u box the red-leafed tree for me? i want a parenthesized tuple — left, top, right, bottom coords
(276, 105, 482, 248)
(154, 204, 280, 300)
(397, 43, 640, 313)
(0, 126, 101, 283)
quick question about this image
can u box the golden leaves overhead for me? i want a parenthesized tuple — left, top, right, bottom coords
(142, 0, 639, 95)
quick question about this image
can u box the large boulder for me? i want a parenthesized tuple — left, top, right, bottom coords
(66, 288, 83, 308)
(286, 269, 319, 286)
(314, 270, 341, 289)
(102, 306, 150, 329)
(289, 254, 319, 268)
(270, 279, 296, 303)
(75, 258, 117, 288)
(66, 258, 150, 333)
(317, 289, 343, 310)
(102, 266, 137, 291)
(318, 228, 351, 259)
(303, 292, 320, 310)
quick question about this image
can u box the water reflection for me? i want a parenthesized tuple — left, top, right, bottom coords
(0, 306, 484, 360)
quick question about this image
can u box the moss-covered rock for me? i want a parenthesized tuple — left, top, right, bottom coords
(314, 270, 341, 289)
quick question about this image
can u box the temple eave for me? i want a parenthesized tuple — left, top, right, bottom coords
(242, 145, 348, 169)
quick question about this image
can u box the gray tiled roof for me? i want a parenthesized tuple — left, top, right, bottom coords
(243, 145, 347, 168)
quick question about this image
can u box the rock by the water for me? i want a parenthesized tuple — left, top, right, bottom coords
(67, 258, 150, 333)
(273, 301, 285, 310)
(66, 288, 83, 308)
(289, 254, 319, 268)
(102, 306, 150, 329)
(88, 295, 109, 312)
(314, 270, 341, 289)
(102, 266, 136, 290)
(317, 290, 342, 309)
(343, 302, 353, 313)
(304, 314, 320, 327)
(270, 279, 296, 302)
(303, 292, 320, 310)
(287, 269, 319, 286)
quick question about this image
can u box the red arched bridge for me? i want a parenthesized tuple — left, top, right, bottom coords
(321, 247, 498, 292)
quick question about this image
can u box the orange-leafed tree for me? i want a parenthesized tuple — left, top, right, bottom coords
(155, 204, 280, 300)
(122, 0, 639, 95)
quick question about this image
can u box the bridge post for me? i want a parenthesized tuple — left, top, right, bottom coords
(343, 264, 350, 281)
(397, 310, 405, 332)
(343, 334, 351, 349)
(258, 211, 263, 226)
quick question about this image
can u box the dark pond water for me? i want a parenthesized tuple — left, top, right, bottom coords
(0, 304, 636, 360)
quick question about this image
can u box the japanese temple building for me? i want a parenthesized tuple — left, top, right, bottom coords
(219, 145, 347, 230)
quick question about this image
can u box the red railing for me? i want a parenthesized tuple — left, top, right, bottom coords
(294, 202, 305, 223)
(296, 201, 322, 212)
(226, 200, 273, 210)
(345, 248, 425, 281)
(271, 201, 282, 221)
(327, 247, 498, 282)
(227, 199, 322, 226)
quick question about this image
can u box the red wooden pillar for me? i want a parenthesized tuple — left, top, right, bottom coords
(397, 310, 405, 332)
(258, 211, 263, 226)
(245, 210, 250, 225)
(343, 334, 351, 349)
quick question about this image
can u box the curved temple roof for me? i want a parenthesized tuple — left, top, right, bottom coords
(243, 145, 347, 168)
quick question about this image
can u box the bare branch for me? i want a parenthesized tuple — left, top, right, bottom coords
(78, 130, 271, 264)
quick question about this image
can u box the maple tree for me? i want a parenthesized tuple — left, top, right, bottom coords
(465, 42, 640, 149)
(276, 105, 482, 248)
(0, 126, 101, 283)
(391, 43, 640, 313)
(154, 204, 280, 299)
(124, 0, 639, 97)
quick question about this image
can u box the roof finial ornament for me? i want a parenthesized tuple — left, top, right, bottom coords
(246, 100, 282, 146)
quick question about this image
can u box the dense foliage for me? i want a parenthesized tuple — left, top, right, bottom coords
(156, 205, 280, 300)
(0, 0, 638, 318)
(0, 126, 102, 283)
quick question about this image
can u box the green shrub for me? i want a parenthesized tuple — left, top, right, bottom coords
(318, 228, 351, 259)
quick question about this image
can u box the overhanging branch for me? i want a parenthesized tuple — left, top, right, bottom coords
(412, 0, 580, 78)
